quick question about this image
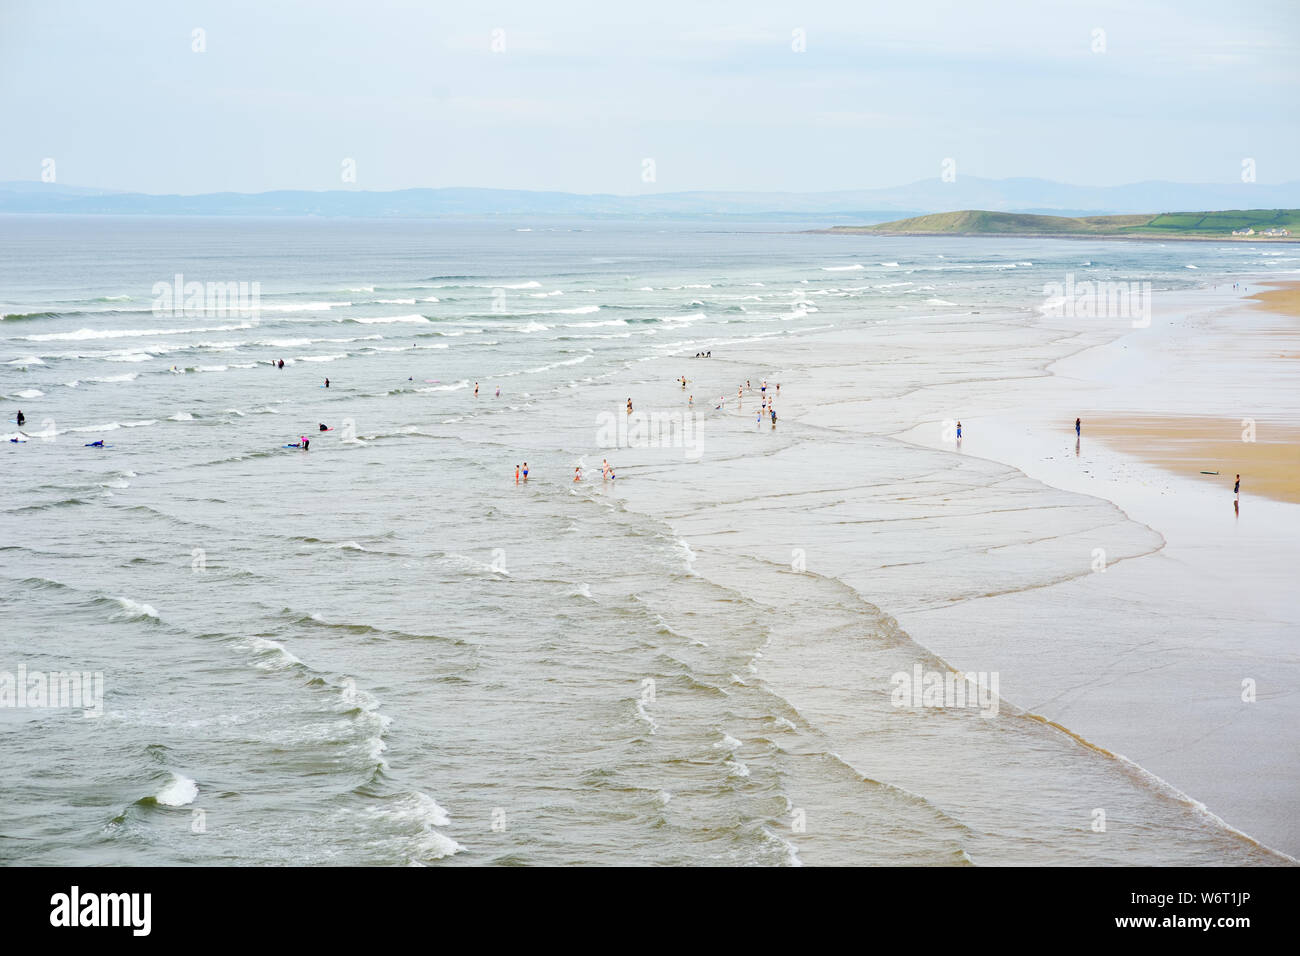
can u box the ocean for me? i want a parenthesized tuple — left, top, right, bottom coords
(1, 215, 1295, 865)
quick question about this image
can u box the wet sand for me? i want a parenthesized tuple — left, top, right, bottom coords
(619, 278, 1300, 860)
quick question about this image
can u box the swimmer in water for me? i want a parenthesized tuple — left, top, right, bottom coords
(574, 466, 582, 482)
(515, 464, 520, 484)
(627, 398, 633, 415)
(496, 386, 501, 398)
(324, 377, 330, 388)
(475, 382, 479, 397)
(688, 395, 693, 406)
(319, 423, 328, 432)
(602, 458, 610, 480)
(87, 440, 104, 447)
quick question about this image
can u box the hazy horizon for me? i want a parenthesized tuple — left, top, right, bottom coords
(3, 0, 1297, 195)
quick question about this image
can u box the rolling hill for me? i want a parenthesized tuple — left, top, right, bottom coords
(822, 209, 1300, 239)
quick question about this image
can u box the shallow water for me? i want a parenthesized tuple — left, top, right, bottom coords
(1, 217, 1294, 864)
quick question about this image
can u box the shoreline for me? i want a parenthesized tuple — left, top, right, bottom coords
(613, 275, 1299, 862)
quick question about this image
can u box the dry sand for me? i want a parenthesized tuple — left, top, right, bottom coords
(1248, 279, 1300, 319)
(1084, 416, 1300, 504)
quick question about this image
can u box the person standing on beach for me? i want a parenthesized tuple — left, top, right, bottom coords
(1235, 474, 1241, 498)
(1075, 417, 1081, 438)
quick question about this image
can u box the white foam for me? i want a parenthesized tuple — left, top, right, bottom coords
(155, 773, 199, 807)
(351, 314, 429, 324)
(113, 597, 160, 620)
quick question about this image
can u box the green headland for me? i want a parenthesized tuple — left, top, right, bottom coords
(820, 208, 1300, 239)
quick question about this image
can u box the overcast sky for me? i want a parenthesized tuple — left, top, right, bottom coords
(2, 0, 1296, 194)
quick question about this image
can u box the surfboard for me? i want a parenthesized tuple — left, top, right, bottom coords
(84, 443, 112, 448)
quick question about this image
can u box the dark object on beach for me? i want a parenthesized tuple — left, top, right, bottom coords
(1200, 471, 1219, 475)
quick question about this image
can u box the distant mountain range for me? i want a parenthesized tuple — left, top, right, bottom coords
(3, 177, 1299, 221)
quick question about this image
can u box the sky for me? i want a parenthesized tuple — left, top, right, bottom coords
(1, 0, 1297, 195)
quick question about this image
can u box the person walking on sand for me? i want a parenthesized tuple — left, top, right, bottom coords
(1234, 474, 1241, 499)
(1075, 417, 1081, 438)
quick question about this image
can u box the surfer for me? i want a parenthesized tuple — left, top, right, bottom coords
(319, 423, 328, 431)
(86, 440, 104, 447)
(324, 378, 330, 388)
(15, 410, 24, 426)
(301, 435, 310, 450)
(278, 359, 284, 369)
